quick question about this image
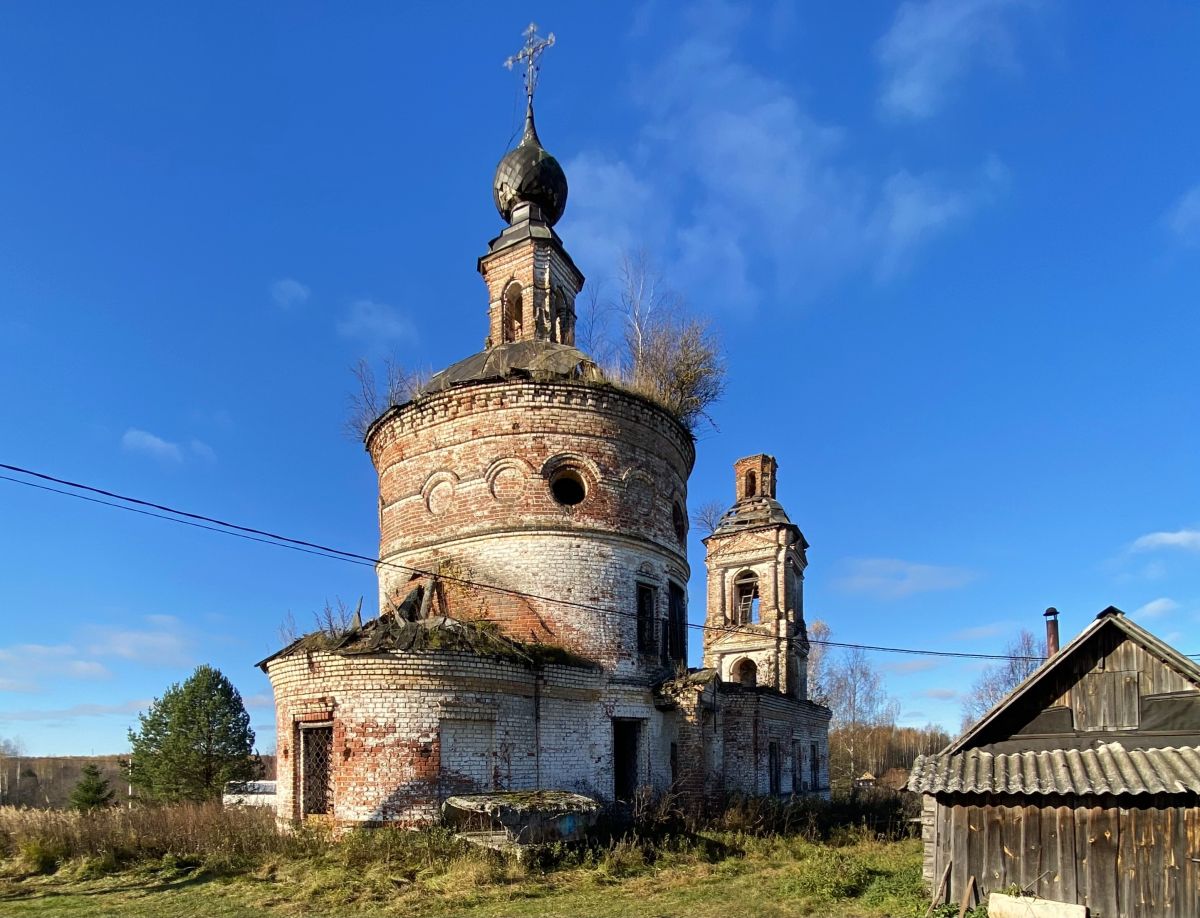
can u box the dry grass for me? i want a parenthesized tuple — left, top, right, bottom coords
(0, 803, 289, 871)
(0, 800, 931, 916)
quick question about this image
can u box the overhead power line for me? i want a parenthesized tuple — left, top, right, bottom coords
(1, 461, 1165, 663)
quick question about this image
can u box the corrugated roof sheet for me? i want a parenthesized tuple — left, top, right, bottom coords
(908, 742, 1200, 796)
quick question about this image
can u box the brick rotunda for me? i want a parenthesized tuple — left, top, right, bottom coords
(259, 42, 830, 826)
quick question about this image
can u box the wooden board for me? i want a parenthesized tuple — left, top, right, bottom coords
(1088, 804, 1120, 918)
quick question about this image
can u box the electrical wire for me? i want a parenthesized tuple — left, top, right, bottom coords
(2, 462, 1168, 663)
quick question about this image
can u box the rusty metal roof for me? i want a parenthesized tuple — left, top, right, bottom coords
(908, 741, 1200, 796)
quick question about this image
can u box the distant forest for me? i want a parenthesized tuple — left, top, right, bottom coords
(0, 754, 277, 809)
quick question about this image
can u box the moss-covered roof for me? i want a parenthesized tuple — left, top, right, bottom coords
(256, 612, 597, 672)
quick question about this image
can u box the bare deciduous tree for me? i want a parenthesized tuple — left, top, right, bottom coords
(825, 646, 900, 792)
(691, 500, 727, 536)
(346, 358, 430, 440)
(277, 598, 363, 645)
(806, 619, 833, 708)
(615, 253, 725, 433)
(960, 628, 1046, 729)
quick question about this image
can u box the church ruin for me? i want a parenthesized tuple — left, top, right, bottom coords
(258, 26, 831, 826)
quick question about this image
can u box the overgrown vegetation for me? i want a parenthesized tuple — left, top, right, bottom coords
(0, 795, 933, 917)
(579, 251, 726, 433)
(346, 357, 431, 440)
(346, 251, 726, 439)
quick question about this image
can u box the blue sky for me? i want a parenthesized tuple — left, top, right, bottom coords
(2, 1, 1199, 756)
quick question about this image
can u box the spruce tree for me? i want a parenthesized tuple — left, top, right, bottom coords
(70, 763, 116, 810)
(127, 665, 258, 802)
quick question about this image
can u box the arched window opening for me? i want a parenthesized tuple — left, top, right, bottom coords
(503, 282, 524, 343)
(745, 470, 757, 498)
(551, 289, 567, 343)
(672, 501, 687, 544)
(732, 658, 757, 687)
(733, 570, 760, 624)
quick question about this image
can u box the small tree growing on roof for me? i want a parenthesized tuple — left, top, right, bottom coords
(127, 665, 259, 803)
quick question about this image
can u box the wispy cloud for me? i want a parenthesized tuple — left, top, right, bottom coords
(83, 616, 192, 667)
(876, 0, 1039, 121)
(122, 428, 182, 462)
(921, 688, 960, 700)
(336, 299, 416, 343)
(883, 659, 940, 674)
(0, 699, 151, 723)
(121, 429, 215, 463)
(0, 643, 113, 692)
(1166, 183, 1200, 248)
(952, 621, 1014, 641)
(1132, 529, 1200, 553)
(564, 2, 1005, 307)
(874, 157, 1009, 277)
(835, 558, 977, 599)
(271, 277, 310, 309)
(243, 693, 274, 710)
(1133, 597, 1179, 619)
(189, 439, 217, 463)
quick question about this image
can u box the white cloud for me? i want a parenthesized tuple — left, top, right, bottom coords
(84, 616, 192, 667)
(952, 621, 1014, 641)
(0, 699, 151, 723)
(121, 429, 215, 464)
(189, 439, 217, 462)
(874, 157, 1008, 278)
(1132, 529, 1200, 553)
(835, 558, 977, 599)
(876, 0, 1037, 121)
(921, 687, 960, 700)
(0, 643, 112, 692)
(337, 299, 416, 343)
(562, 5, 1004, 307)
(1133, 597, 1179, 620)
(882, 659, 939, 674)
(121, 428, 183, 462)
(243, 693, 274, 710)
(271, 277, 310, 309)
(1166, 184, 1200, 248)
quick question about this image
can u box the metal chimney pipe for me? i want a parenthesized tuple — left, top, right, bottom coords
(1043, 607, 1060, 656)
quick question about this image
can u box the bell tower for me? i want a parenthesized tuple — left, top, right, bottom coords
(702, 454, 810, 698)
(478, 23, 584, 349)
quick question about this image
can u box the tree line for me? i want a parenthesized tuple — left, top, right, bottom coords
(807, 620, 1045, 795)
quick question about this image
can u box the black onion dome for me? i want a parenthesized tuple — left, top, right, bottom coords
(492, 107, 568, 226)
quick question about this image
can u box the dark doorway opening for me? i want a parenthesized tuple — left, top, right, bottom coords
(613, 719, 640, 802)
(768, 741, 781, 796)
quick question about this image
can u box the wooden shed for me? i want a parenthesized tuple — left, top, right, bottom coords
(909, 607, 1200, 917)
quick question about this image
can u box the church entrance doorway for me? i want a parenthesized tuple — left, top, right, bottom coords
(612, 719, 640, 802)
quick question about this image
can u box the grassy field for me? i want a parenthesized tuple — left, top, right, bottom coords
(0, 802, 952, 917)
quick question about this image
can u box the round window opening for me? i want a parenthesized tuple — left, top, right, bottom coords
(549, 468, 587, 506)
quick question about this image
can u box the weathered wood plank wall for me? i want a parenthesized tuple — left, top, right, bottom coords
(930, 797, 1199, 918)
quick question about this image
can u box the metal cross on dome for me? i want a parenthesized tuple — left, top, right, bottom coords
(504, 22, 555, 105)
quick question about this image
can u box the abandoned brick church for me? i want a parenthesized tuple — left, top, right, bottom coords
(259, 42, 831, 826)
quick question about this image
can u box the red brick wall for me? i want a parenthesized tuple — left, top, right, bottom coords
(367, 379, 695, 673)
